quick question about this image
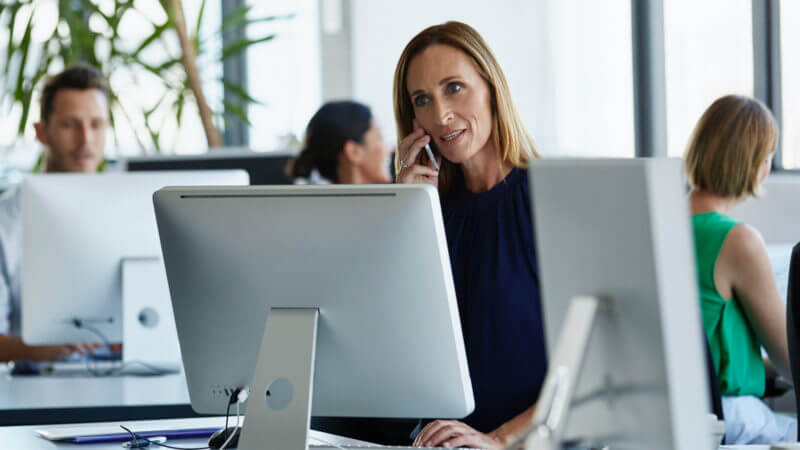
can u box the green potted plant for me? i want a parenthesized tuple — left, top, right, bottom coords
(0, 0, 288, 154)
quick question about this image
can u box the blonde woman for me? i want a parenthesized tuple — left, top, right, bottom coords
(394, 22, 543, 449)
(685, 95, 794, 444)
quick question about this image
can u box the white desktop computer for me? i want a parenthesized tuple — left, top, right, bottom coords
(517, 159, 712, 449)
(153, 184, 474, 449)
(21, 171, 249, 368)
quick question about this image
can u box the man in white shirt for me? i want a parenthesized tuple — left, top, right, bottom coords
(0, 63, 109, 361)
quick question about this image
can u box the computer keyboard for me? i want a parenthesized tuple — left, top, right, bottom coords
(308, 444, 480, 450)
(309, 447, 480, 450)
(34, 360, 178, 377)
(307, 430, 479, 449)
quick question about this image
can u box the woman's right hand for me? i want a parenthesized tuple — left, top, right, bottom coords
(396, 125, 440, 186)
(23, 340, 99, 361)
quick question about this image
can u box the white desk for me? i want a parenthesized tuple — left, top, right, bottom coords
(0, 417, 220, 449)
(0, 365, 192, 425)
(0, 418, 774, 450)
(0, 417, 382, 449)
(722, 447, 769, 450)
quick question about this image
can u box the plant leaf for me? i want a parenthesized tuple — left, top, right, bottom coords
(240, 13, 295, 28)
(223, 100, 251, 125)
(144, 91, 168, 118)
(13, 9, 34, 103)
(153, 56, 182, 72)
(147, 125, 161, 153)
(220, 5, 251, 32)
(222, 79, 262, 105)
(79, 0, 112, 25)
(5, 2, 23, 71)
(221, 35, 274, 60)
(174, 89, 186, 126)
(194, 0, 207, 39)
(132, 20, 171, 58)
(19, 55, 50, 134)
(62, 6, 94, 63)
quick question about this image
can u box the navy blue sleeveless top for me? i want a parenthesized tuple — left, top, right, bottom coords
(441, 168, 548, 433)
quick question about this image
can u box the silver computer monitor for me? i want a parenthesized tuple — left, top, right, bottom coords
(153, 184, 474, 449)
(21, 171, 249, 347)
(520, 159, 711, 449)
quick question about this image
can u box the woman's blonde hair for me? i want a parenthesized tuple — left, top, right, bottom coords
(684, 95, 778, 198)
(392, 21, 540, 192)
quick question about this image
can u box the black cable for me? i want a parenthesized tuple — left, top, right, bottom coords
(68, 318, 121, 376)
(224, 400, 232, 442)
(72, 320, 112, 350)
(67, 320, 173, 377)
(222, 388, 240, 444)
(119, 426, 210, 450)
(118, 390, 238, 450)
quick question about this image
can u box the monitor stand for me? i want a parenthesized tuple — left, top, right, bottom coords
(514, 296, 602, 450)
(238, 308, 320, 450)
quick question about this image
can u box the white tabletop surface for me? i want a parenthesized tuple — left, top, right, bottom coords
(0, 365, 190, 410)
(0, 417, 222, 449)
(0, 416, 385, 449)
(0, 417, 778, 450)
(721, 447, 769, 450)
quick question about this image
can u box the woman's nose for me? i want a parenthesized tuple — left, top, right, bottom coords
(433, 101, 453, 125)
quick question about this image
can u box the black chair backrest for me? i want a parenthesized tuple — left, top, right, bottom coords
(787, 242, 800, 440)
(705, 335, 725, 422)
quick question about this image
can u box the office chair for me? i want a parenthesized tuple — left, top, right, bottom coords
(787, 242, 800, 440)
(705, 336, 725, 423)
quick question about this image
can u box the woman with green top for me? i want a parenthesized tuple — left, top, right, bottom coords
(685, 94, 794, 444)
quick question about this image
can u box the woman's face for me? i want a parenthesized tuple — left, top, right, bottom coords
(355, 120, 392, 183)
(406, 44, 494, 165)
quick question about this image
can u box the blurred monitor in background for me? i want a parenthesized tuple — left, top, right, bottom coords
(125, 150, 294, 185)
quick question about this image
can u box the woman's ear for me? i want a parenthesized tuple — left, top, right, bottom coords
(341, 140, 363, 164)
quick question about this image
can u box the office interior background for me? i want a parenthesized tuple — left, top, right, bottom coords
(0, 0, 797, 170)
(2, 0, 800, 448)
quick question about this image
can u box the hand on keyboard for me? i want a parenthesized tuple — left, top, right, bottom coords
(413, 420, 503, 449)
(27, 342, 100, 361)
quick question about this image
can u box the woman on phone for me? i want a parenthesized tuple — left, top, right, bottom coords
(394, 22, 544, 449)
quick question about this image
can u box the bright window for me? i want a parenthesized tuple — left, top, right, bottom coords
(245, 0, 320, 152)
(546, 1, 635, 157)
(780, 0, 800, 168)
(663, 0, 754, 157)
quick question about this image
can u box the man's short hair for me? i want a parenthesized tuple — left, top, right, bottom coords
(684, 95, 778, 198)
(39, 63, 109, 123)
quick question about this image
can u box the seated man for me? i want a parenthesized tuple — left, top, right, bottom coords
(0, 64, 109, 362)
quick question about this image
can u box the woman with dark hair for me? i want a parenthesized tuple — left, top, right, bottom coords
(288, 101, 392, 184)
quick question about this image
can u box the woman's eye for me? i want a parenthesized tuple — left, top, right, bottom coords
(413, 95, 430, 107)
(447, 82, 463, 94)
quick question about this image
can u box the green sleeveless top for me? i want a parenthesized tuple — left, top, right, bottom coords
(692, 212, 765, 397)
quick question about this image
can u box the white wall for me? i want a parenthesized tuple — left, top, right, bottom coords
(732, 174, 800, 246)
(348, 0, 634, 157)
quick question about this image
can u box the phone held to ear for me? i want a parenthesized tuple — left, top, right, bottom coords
(423, 142, 440, 171)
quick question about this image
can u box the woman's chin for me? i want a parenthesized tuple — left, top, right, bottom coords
(441, 151, 472, 165)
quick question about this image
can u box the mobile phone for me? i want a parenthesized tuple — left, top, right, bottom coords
(423, 142, 440, 171)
